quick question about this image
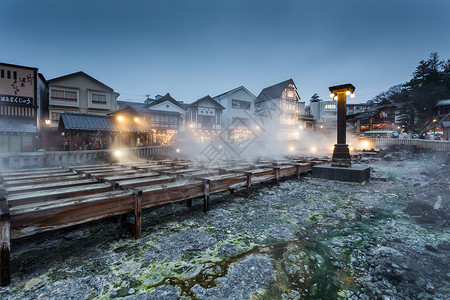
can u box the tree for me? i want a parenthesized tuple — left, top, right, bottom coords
(397, 103, 417, 131)
(310, 93, 321, 102)
(371, 85, 408, 105)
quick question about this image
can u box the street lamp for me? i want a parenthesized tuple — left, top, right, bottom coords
(329, 83, 355, 167)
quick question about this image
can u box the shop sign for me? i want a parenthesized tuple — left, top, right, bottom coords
(0, 94, 33, 106)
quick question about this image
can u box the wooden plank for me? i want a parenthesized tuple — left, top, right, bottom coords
(2, 170, 74, 181)
(0, 167, 63, 176)
(7, 183, 113, 206)
(101, 171, 159, 182)
(5, 178, 98, 195)
(114, 175, 175, 189)
(0, 188, 10, 286)
(10, 190, 135, 238)
(140, 180, 204, 208)
(3, 174, 85, 188)
(68, 164, 112, 171)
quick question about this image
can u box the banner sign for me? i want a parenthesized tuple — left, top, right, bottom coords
(198, 107, 215, 116)
(0, 94, 33, 107)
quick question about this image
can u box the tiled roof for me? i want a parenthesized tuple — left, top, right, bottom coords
(436, 99, 450, 106)
(146, 93, 186, 110)
(256, 79, 295, 103)
(59, 112, 152, 133)
(0, 117, 36, 133)
(188, 95, 225, 110)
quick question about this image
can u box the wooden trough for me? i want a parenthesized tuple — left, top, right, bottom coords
(0, 156, 326, 286)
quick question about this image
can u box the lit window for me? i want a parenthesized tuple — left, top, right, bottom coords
(287, 90, 294, 98)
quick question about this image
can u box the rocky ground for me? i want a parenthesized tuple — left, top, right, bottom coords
(1, 146, 449, 300)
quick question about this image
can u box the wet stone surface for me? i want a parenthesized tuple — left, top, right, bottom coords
(0, 146, 449, 299)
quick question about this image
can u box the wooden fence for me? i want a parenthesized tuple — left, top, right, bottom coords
(0, 146, 174, 170)
(369, 138, 450, 151)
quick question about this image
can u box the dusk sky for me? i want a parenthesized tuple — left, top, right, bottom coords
(1, 0, 449, 104)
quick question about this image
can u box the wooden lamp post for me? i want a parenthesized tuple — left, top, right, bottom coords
(329, 83, 355, 167)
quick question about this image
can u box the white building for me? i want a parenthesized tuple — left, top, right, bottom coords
(309, 100, 337, 125)
(213, 86, 256, 140)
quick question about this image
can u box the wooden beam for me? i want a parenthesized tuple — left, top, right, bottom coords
(0, 188, 10, 286)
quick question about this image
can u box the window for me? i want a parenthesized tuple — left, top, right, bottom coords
(287, 90, 294, 98)
(13, 71, 17, 80)
(92, 93, 107, 104)
(0, 70, 4, 78)
(51, 89, 77, 102)
(7, 70, 11, 79)
(325, 104, 336, 110)
(232, 99, 251, 110)
(51, 112, 61, 121)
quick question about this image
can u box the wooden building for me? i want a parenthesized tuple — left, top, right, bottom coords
(43, 71, 120, 150)
(354, 105, 397, 133)
(117, 93, 186, 145)
(254, 79, 303, 140)
(0, 63, 47, 152)
(185, 96, 224, 141)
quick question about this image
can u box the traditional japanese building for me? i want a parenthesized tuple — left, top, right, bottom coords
(213, 86, 256, 141)
(43, 71, 119, 150)
(185, 95, 224, 141)
(354, 105, 397, 133)
(0, 62, 47, 152)
(117, 93, 186, 145)
(254, 79, 303, 140)
(145, 93, 186, 144)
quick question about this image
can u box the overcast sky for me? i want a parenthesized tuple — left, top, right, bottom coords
(1, 0, 449, 104)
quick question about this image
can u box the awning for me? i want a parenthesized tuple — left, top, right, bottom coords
(0, 117, 36, 133)
(59, 112, 153, 133)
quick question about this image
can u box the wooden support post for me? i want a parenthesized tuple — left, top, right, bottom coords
(295, 165, 301, 180)
(275, 168, 280, 186)
(133, 189, 143, 239)
(203, 181, 210, 212)
(246, 174, 252, 197)
(0, 188, 10, 286)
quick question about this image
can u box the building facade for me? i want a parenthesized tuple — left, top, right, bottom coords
(214, 86, 256, 141)
(254, 79, 303, 140)
(0, 63, 47, 152)
(185, 96, 224, 141)
(42, 71, 119, 150)
(354, 105, 397, 133)
(309, 100, 337, 126)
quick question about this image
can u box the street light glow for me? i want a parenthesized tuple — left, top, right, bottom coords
(117, 116, 124, 122)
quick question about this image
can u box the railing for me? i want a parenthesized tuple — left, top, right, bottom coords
(369, 138, 450, 151)
(0, 146, 175, 170)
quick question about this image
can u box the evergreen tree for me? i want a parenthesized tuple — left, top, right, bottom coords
(310, 93, 321, 102)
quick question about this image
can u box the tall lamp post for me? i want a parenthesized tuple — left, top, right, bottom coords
(329, 83, 355, 168)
